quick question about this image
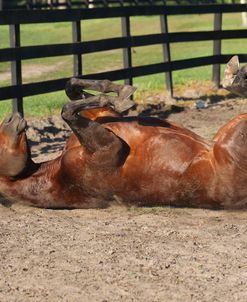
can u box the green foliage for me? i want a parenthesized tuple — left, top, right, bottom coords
(2, 0, 26, 8)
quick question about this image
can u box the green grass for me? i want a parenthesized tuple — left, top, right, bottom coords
(23, 91, 68, 117)
(1, 91, 68, 119)
(0, 13, 247, 117)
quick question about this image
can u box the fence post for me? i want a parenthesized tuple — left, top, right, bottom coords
(212, 12, 222, 88)
(9, 24, 23, 116)
(121, 16, 133, 87)
(72, 20, 82, 77)
(160, 13, 173, 98)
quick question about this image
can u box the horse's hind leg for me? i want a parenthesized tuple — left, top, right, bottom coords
(65, 78, 136, 101)
(222, 56, 247, 97)
(61, 94, 130, 166)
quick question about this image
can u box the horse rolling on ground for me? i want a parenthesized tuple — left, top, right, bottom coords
(1, 66, 247, 209)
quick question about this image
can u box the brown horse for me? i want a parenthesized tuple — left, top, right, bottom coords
(1, 72, 247, 210)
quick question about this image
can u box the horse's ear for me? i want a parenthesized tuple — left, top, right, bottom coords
(222, 56, 240, 89)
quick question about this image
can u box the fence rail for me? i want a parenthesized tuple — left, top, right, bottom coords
(1, 4, 247, 115)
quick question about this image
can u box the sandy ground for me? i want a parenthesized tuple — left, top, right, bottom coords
(1, 86, 247, 301)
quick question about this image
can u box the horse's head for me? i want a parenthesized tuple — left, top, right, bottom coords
(0, 113, 30, 177)
(222, 56, 247, 97)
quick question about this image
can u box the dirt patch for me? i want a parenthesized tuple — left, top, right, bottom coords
(0, 62, 64, 82)
(26, 115, 70, 162)
(1, 87, 247, 302)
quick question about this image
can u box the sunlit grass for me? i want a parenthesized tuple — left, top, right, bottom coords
(0, 91, 67, 119)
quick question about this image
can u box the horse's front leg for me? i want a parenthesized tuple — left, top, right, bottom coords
(61, 94, 130, 167)
(222, 55, 247, 97)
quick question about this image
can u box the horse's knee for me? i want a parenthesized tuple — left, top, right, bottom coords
(61, 103, 77, 122)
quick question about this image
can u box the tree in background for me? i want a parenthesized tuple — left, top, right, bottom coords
(2, 0, 26, 8)
(2, 0, 61, 8)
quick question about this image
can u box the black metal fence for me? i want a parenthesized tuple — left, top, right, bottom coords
(1, 4, 247, 115)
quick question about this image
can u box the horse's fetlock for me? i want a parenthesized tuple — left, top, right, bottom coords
(61, 103, 73, 121)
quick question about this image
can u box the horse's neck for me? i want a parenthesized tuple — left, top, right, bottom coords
(0, 159, 59, 207)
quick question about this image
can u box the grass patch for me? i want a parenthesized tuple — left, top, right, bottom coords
(23, 91, 68, 117)
(0, 91, 68, 119)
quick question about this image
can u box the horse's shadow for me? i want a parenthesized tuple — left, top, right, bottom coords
(28, 125, 71, 158)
